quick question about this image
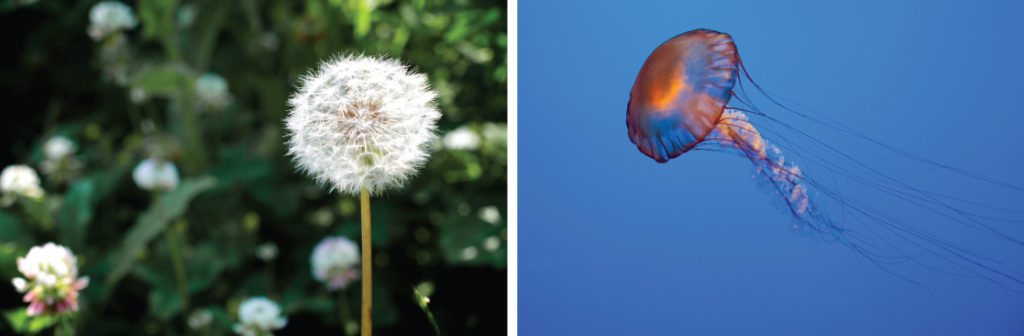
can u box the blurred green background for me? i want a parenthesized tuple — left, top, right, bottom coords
(0, 0, 506, 334)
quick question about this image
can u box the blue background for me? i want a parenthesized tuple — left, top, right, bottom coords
(518, 0, 1024, 335)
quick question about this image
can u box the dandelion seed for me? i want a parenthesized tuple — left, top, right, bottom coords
(11, 243, 89, 316)
(310, 236, 360, 291)
(284, 55, 441, 195)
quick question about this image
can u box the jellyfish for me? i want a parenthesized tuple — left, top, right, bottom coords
(626, 29, 1024, 290)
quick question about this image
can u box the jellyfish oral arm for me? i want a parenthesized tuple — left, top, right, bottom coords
(711, 109, 812, 220)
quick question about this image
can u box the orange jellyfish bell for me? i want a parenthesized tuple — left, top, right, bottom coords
(626, 29, 739, 162)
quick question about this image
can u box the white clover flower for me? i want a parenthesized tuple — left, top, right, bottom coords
(310, 236, 360, 291)
(234, 296, 287, 336)
(477, 205, 502, 225)
(132, 158, 180, 191)
(12, 242, 89, 316)
(87, 1, 138, 41)
(0, 165, 44, 203)
(442, 125, 480, 150)
(255, 242, 278, 262)
(195, 73, 232, 110)
(285, 55, 441, 195)
(187, 308, 214, 330)
(43, 136, 75, 160)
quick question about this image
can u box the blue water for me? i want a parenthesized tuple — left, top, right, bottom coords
(518, 0, 1024, 334)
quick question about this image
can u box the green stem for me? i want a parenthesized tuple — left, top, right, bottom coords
(339, 290, 355, 336)
(265, 259, 275, 297)
(160, 20, 206, 173)
(165, 224, 190, 311)
(360, 187, 372, 336)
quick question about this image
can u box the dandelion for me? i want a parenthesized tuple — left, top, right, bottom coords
(11, 243, 89, 316)
(284, 55, 441, 196)
(132, 158, 180, 191)
(233, 296, 287, 336)
(310, 236, 360, 291)
(87, 1, 138, 41)
(285, 55, 440, 336)
(0, 165, 44, 205)
(442, 125, 480, 150)
(195, 73, 232, 110)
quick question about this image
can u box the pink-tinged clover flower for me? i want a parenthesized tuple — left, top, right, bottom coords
(11, 242, 89, 316)
(233, 296, 287, 336)
(310, 236, 360, 291)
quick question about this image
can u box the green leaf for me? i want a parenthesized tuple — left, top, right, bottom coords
(4, 308, 58, 334)
(148, 284, 183, 320)
(0, 210, 30, 246)
(132, 66, 189, 96)
(137, 0, 178, 41)
(58, 178, 96, 250)
(0, 244, 26, 281)
(104, 177, 216, 293)
(439, 214, 506, 268)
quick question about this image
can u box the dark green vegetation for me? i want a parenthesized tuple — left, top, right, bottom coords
(0, 0, 506, 334)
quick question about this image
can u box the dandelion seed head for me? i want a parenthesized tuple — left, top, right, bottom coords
(285, 55, 441, 196)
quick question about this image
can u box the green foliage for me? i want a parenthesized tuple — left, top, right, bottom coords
(0, 0, 506, 334)
(4, 308, 60, 335)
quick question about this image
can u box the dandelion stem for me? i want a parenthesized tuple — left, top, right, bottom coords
(165, 224, 190, 311)
(360, 187, 372, 336)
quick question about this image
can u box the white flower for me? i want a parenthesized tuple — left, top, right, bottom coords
(43, 136, 75, 160)
(195, 73, 232, 110)
(132, 158, 180, 191)
(233, 297, 287, 336)
(477, 205, 502, 225)
(310, 236, 360, 291)
(0, 165, 44, 201)
(87, 1, 138, 41)
(130, 87, 148, 104)
(442, 125, 480, 150)
(187, 308, 213, 330)
(13, 242, 89, 316)
(285, 55, 441, 195)
(255, 242, 278, 262)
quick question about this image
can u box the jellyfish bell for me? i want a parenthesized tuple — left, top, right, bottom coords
(627, 29, 738, 163)
(626, 28, 1024, 290)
